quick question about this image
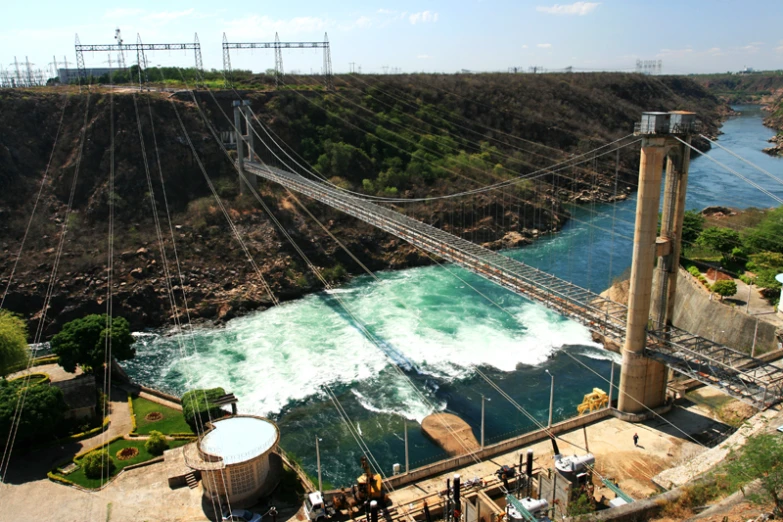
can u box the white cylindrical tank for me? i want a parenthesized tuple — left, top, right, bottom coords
(555, 453, 595, 476)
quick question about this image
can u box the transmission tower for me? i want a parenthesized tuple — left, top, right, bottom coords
(114, 28, 127, 71)
(274, 32, 284, 88)
(194, 33, 204, 84)
(322, 32, 333, 90)
(136, 33, 149, 89)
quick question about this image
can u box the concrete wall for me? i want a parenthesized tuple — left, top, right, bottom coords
(671, 267, 777, 354)
(382, 409, 610, 491)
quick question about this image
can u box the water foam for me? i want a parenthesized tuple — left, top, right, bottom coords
(127, 261, 606, 419)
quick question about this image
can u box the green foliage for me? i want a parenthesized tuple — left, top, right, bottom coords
(321, 264, 347, 283)
(0, 379, 67, 446)
(682, 210, 705, 245)
(130, 395, 193, 435)
(567, 492, 594, 516)
(50, 314, 135, 374)
(687, 266, 702, 277)
(0, 310, 28, 376)
(742, 206, 783, 254)
(181, 387, 226, 432)
(746, 252, 783, 292)
(144, 430, 169, 456)
(725, 433, 783, 516)
(315, 141, 374, 183)
(697, 227, 742, 257)
(711, 279, 738, 298)
(81, 449, 116, 479)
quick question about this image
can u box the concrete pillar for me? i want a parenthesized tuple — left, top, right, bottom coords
(618, 137, 669, 414)
(241, 102, 258, 192)
(233, 102, 247, 195)
(651, 140, 691, 328)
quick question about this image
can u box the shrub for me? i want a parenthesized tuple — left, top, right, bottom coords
(144, 430, 169, 456)
(712, 280, 738, 299)
(687, 266, 701, 277)
(81, 449, 116, 479)
(181, 387, 226, 432)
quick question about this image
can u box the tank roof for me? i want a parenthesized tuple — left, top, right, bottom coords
(200, 416, 279, 465)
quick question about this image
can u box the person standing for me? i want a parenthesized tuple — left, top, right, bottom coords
(633, 433, 639, 447)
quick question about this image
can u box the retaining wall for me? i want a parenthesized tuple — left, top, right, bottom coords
(383, 409, 611, 490)
(671, 267, 777, 354)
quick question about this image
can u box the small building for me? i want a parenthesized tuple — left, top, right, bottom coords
(184, 415, 281, 506)
(51, 374, 97, 420)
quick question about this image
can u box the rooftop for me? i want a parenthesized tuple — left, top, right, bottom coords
(200, 416, 278, 465)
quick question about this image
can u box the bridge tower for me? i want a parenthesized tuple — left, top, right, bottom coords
(233, 100, 258, 194)
(618, 111, 697, 414)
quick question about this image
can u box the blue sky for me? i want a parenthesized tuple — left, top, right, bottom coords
(1, 1, 781, 77)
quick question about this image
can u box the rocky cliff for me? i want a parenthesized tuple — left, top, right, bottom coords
(0, 74, 726, 336)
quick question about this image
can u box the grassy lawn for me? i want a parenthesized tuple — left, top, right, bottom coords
(55, 438, 189, 489)
(131, 395, 193, 435)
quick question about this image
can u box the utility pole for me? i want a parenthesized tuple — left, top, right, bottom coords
(382, 65, 389, 74)
(349, 62, 355, 73)
(545, 369, 554, 428)
(480, 395, 485, 448)
(315, 436, 323, 492)
(404, 418, 409, 473)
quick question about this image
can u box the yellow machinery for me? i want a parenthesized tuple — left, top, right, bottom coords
(356, 456, 386, 503)
(577, 388, 608, 415)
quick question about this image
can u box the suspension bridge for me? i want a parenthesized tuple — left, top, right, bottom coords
(243, 158, 783, 410)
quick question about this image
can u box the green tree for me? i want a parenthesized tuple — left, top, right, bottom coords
(0, 379, 67, 446)
(697, 227, 742, 259)
(181, 387, 226, 432)
(711, 280, 738, 300)
(145, 430, 169, 456)
(682, 210, 706, 245)
(742, 206, 783, 254)
(82, 449, 116, 479)
(50, 315, 135, 374)
(726, 433, 783, 516)
(0, 311, 28, 376)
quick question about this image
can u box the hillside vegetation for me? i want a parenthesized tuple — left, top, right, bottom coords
(0, 73, 725, 335)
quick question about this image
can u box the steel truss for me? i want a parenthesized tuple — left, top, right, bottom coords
(74, 33, 203, 88)
(245, 162, 783, 409)
(221, 32, 333, 90)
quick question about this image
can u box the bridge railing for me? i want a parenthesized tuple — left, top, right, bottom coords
(245, 162, 783, 409)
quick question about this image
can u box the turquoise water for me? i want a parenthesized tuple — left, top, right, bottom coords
(124, 105, 782, 486)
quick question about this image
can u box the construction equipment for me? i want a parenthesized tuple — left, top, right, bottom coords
(577, 388, 608, 415)
(303, 491, 336, 522)
(355, 456, 386, 504)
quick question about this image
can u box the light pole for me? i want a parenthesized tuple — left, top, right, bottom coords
(315, 436, 323, 492)
(545, 370, 554, 428)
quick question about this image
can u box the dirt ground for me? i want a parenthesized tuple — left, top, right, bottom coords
(0, 389, 759, 522)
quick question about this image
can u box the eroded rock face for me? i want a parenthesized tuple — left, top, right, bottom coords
(0, 76, 726, 336)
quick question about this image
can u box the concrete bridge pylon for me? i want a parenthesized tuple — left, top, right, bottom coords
(618, 111, 697, 414)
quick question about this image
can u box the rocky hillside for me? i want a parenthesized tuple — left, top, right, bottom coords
(0, 74, 726, 336)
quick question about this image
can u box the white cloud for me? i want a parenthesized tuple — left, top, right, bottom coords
(143, 9, 195, 22)
(739, 43, 761, 53)
(776, 41, 783, 54)
(409, 11, 438, 24)
(536, 2, 600, 16)
(104, 8, 145, 18)
(522, 45, 528, 49)
(378, 8, 394, 14)
(223, 15, 328, 39)
(656, 47, 693, 58)
(537, 43, 552, 49)
(341, 16, 372, 30)
(417, 54, 431, 59)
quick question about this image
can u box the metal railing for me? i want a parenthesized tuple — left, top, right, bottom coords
(246, 162, 783, 409)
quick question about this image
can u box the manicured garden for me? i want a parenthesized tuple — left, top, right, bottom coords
(51, 437, 190, 489)
(130, 395, 193, 435)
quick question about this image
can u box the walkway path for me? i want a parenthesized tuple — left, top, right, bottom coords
(7, 362, 82, 382)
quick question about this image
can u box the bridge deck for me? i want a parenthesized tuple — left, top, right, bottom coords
(246, 162, 783, 409)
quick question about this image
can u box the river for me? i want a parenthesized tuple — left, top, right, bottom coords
(123, 105, 782, 487)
